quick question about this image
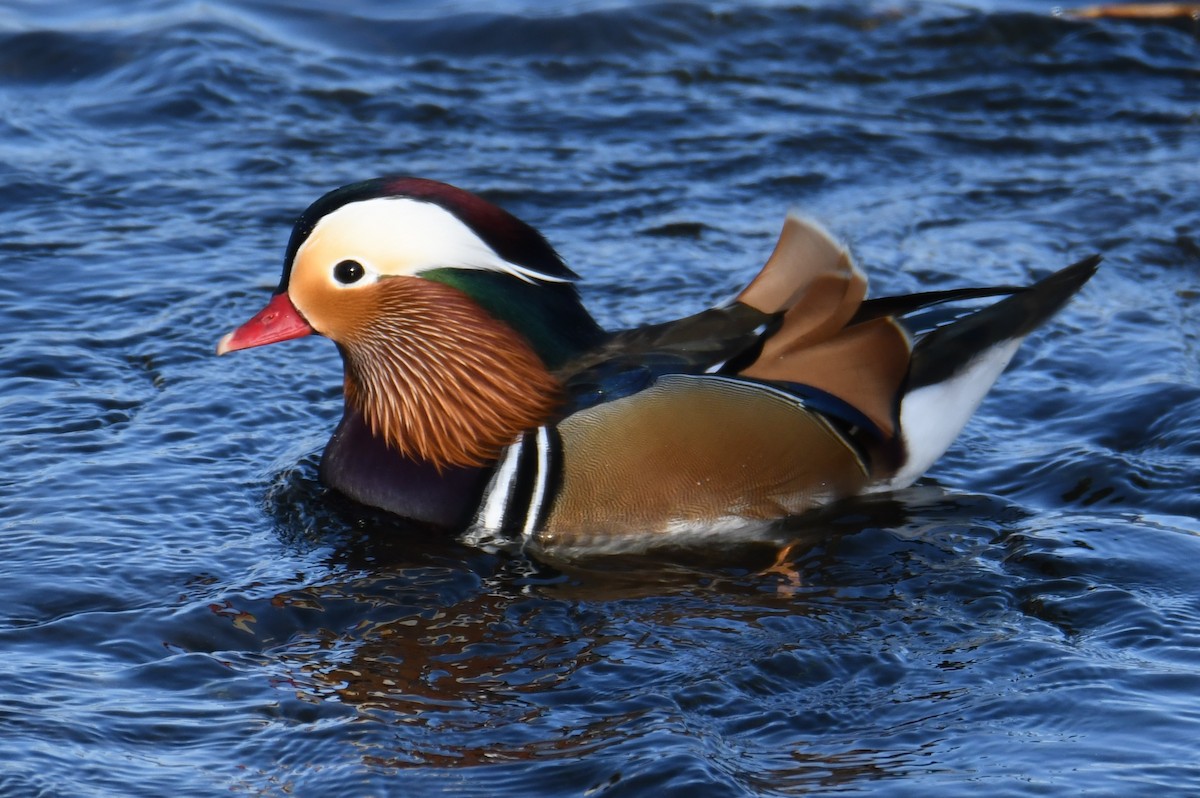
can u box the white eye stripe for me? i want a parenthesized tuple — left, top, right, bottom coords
(297, 197, 572, 284)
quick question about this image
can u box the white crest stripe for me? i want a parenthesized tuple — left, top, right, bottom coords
(297, 197, 575, 285)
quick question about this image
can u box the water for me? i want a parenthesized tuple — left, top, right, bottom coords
(1, 1, 1198, 795)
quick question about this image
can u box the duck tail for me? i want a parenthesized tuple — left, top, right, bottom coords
(885, 255, 1101, 489)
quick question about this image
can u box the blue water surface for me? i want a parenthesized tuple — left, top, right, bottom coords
(1, 1, 1198, 795)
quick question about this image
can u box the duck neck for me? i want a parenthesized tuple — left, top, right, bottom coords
(420, 268, 605, 369)
(337, 277, 563, 472)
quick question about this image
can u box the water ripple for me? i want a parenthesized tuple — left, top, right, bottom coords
(1, 1, 1198, 795)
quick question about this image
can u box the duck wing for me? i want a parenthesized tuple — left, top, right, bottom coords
(556, 303, 771, 412)
(557, 214, 883, 415)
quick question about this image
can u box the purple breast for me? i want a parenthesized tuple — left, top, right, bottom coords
(319, 407, 488, 529)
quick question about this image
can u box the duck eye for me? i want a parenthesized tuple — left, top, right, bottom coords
(333, 259, 365, 285)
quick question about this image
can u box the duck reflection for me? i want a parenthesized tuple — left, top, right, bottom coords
(260, 459, 997, 778)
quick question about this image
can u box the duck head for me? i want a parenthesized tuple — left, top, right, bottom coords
(217, 177, 604, 470)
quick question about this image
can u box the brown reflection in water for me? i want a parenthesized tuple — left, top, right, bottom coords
(266, 565, 625, 767)
(257, 488, 988, 776)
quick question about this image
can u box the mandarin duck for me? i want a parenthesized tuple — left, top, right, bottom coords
(218, 177, 1098, 551)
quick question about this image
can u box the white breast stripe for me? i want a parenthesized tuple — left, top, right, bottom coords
(522, 426, 552, 540)
(477, 437, 524, 530)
